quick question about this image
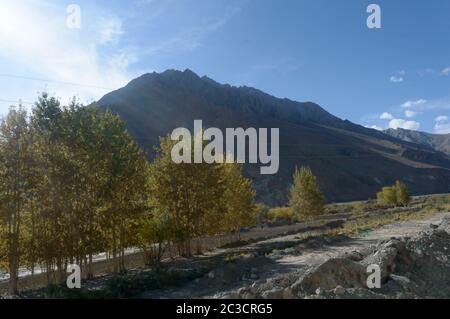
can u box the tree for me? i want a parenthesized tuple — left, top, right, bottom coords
(289, 166, 325, 219)
(222, 163, 257, 240)
(0, 93, 260, 292)
(395, 180, 411, 207)
(137, 210, 174, 265)
(0, 106, 34, 295)
(148, 136, 226, 256)
(377, 186, 397, 206)
(147, 136, 257, 256)
(377, 181, 411, 207)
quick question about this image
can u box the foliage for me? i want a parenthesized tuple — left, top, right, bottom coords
(0, 94, 257, 293)
(289, 166, 325, 219)
(377, 180, 411, 207)
(267, 207, 296, 223)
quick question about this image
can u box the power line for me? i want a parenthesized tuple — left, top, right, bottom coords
(0, 73, 114, 90)
(0, 98, 34, 105)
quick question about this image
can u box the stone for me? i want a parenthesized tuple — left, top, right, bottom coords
(283, 287, 295, 299)
(300, 258, 367, 292)
(333, 285, 346, 295)
(222, 292, 240, 299)
(262, 288, 284, 299)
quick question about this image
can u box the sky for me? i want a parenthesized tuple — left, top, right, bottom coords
(0, 0, 450, 134)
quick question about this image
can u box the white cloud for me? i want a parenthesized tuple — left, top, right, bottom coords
(0, 1, 134, 114)
(434, 121, 450, 134)
(404, 110, 417, 118)
(141, 3, 241, 57)
(390, 71, 405, 82)
(401, 99, 427, 108)
(390, 75, 404, 83)
(435, 115, 449, 122)
(366, 125, 383, 131)
(442, 67, 450, 76)
(379, 112, 393, 120)
(434, 115, 450, 134)
(97, 16, 124, 45)
(388, 118, 421, 131)
(434, 123, 450, 134)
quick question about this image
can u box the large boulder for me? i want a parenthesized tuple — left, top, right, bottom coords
(362, 239, 412, 282)
(291, 258, 367, 293)
(438, 216, 450, 234)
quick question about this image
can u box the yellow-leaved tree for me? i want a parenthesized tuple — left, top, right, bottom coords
(289, 166, 325, 220)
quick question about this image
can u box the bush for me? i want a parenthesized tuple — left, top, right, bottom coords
(267, 207, 296, 223)
(377, 180, 411, 207)
(289, 166, 325, 219)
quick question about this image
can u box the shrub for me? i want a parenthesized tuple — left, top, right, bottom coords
(377, 180, 411, 207)
(289, 166, 325, 219)
(267, 207, 296, 223)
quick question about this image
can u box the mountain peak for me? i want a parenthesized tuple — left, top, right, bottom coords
(97, 69, 450, 204)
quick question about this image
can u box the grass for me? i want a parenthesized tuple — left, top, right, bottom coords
(327, 200, 450, 237)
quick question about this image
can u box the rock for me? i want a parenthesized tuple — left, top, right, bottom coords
(389, 274, 411, 285)
(333, 285, 346, 295)
(438, 216, 450, 234)
(362, 239, 409, 282)
(262, 288, 284, 299)
(343, 288, 387, 299)
(283, 287, 295, 299)
(237, 287, 257, 299)
(345, 250, 364, 262)
(430, 223, 439, 229)
(222, 292, 241, 299)
(300, 258, 367, 293)
(237, 287, 247, 295)
(433, 229, 450, 239)
(414, 249, 424, 258)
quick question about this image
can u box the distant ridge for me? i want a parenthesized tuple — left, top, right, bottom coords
(384, 128, 450, 156)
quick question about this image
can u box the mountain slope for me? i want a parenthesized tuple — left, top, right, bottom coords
(384, 128, 450, 156)
(97, 69, 450, 205)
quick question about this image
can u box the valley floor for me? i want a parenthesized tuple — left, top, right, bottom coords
(3, 198, 450, 299)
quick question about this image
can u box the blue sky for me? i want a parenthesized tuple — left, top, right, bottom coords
(0, 0, 450, 133)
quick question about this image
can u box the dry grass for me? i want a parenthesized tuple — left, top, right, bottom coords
(327, 198, 450, 237)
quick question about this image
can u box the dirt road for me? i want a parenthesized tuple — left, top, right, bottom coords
(142, 211, 450, 298)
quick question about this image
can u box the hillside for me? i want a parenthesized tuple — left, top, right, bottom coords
(384, 128, 450, 156)
(97, 69, 450, 205)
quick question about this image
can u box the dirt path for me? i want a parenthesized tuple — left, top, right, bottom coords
(142, 211, 450, 298)
(272, 211, 447, 267)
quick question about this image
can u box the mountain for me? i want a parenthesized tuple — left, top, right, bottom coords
(97, 69, 450, 205)
(384, 128, 450, 156)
